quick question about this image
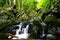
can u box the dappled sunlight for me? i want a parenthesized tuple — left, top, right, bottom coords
(0, 0, 60, 40)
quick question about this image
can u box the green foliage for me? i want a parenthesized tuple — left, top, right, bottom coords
(36, 0, 50, 11)
(0, 0, 60, 39)
(44, 15, 57, 25)
(0, 0, 59, 25)
(23, 0, 37, 9)
(0, 0, 59, 27)
(53, 0, 58, 5)
(0, 0, 4, 6)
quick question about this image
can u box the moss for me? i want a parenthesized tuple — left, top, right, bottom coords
(44, 15, 57, 25)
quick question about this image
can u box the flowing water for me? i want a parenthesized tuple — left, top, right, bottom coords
(13, 24, 30, 39)
(7, 21, 60, 40)
(9, 20, 33, 39)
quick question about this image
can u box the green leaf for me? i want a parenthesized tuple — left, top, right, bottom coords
(36, 0, 50, 11)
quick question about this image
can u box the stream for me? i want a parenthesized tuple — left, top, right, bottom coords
(0, 20, 60, 40)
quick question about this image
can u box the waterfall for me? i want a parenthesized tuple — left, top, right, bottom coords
(23, 25, 29, 34)
(12, 22, 30, 39)
(40, 22, 47, 38)
(15, 22, 23, 35)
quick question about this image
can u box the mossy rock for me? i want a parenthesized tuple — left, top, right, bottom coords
(44, 15, 57, 25)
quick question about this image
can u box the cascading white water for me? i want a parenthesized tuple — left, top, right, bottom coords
(40, 22, 47, 38)
(16, 22, 23, 35)
(12, 22, 30, 39)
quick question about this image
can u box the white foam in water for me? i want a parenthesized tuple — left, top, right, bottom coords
(42, 34, 45, 37)
(41, 22, 46, 27)
(46, 34, 55, 39)
(12, 22, 30, 39)
(8, 36, 11, 39)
